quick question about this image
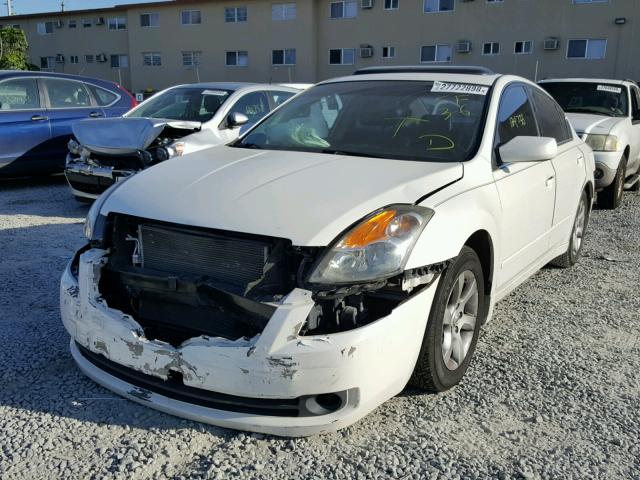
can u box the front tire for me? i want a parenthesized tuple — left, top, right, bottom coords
(410, 246, 485, 392)
(551, 190, 589, 268)
(599, 155, 626, 209)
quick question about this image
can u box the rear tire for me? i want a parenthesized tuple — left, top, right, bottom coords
(598, 156, 626, 209)
(410, 246, 485, 392)
(551, 190, 589, 268)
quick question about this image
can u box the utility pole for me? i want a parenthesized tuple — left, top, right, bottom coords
(6, 0, 14, 16)
(61, 1, 65, 12)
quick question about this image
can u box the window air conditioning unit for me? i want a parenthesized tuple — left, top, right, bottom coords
(55, 20, 64, 28)
(361, 0, 374, 8)
(96, 53, 108, 62)
(360, 45, 374, 58)
(544, 37, 560, 50)
(55, 54, 65, 63)
(96, 17, 105, 25)
(457, 40, 472, 53)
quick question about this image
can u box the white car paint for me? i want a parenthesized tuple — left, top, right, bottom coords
(539, 78, 640, 189)
(61, 70, 595, 436)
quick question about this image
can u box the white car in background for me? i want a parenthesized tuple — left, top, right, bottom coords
(61, 66, 594, 436)
(65, 82, 302, 201)
(540, 78, 640, 209)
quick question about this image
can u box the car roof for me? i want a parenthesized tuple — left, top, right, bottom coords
(539, 78, 631, 86)
(320, 71, 501, 87)
(167, 82, 300, 92)
(0, 69, 117, 85)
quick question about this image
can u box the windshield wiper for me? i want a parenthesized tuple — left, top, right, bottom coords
(564, 108, 615, 116)
(233, 143, 264, 149)
(320, 148, 385, 158)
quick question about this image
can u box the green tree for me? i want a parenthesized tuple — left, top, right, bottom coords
(0, 27, 30, 70)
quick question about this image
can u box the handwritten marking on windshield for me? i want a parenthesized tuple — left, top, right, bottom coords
(437, 95, 471, 120)
(419, 134, 455, 151)
(385, 117, 430, 138)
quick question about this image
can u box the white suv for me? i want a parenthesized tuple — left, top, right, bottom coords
(540, 78, 640, 209)
(61, 67, 594, 436)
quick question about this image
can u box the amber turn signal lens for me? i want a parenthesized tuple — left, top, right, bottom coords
(338, 209, 397, 248)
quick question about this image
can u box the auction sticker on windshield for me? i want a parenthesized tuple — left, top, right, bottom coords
(431, 81, 489, 96)
(596, 85, 622, 94)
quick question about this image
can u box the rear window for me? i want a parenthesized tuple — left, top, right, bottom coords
(541, 81, 628, 118)
(88, 85, 118, 106)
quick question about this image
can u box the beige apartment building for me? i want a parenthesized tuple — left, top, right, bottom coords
(1, 0, 640, 92)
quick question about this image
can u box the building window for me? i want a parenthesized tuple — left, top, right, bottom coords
(69, 55, 79, 64)
(382, 46, 395, 58)
(423, 0, 454, 13)
(272, 48, 296, 65)
(482, 42, 500, 55)
(110, 54, 128, 68)
(573, 0, 608, 3)
(330, 1, 357, 18)
(226, 50, 248, 66)
(108, 17, 127, 30)
(567, 38, 607, 59)
(40, 56, 55, 69)
(225, 7, 248, 22)
(82, 19, 92, 28)
(384, 0, 399, 9)
(182, 51, 202, 67)
(421, 44, 452, 62)
(272, 3, 296, 20)
(181, 10, 202, 25)
(329, 48, 356, 65)
(487, 0, 503, 3)
(142, 52, 162, 66)
(85, 54, 94, 63)
(68, 20, 77, 28)
(140, 13, 160, 27)
(514, 40, 533, 54)
(36, 22, 54, 35)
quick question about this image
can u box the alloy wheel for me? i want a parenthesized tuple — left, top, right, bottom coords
(442, 270, 479, 371)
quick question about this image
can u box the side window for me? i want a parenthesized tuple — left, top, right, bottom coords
(269, 91, 295, 108)
(531, 88, 572, 145)
(87, 85, 118, 106)
(495, 85, 538, 147)
(43, 78, 92, 108)
(228, 91, 270, 125)
(0, 78, 40, 110)
(630, 86, 640, 122)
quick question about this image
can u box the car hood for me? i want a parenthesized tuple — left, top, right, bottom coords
(565, 113, 625, 136)
(102, 147, 463, 246)
(72, 117, 201, 155)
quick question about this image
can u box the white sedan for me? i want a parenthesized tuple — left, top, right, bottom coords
(61, 66, 595, 436)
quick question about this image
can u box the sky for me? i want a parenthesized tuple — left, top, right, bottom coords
(6, 0, 163, 16)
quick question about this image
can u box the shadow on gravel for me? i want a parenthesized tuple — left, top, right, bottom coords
(0, 174, 67, 190)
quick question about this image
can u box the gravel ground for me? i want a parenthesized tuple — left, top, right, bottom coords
(0, 176, 639, 480)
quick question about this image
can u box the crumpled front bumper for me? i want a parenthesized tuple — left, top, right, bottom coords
(60, 248, 439, 436)
(64, 154, 134, 200)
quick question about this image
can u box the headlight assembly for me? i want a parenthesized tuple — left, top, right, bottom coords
(308, 205, 434, 285)
(84, 177, 130, 242)
(584, 134, 619, 152)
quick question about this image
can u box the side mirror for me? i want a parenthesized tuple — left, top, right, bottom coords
(227, 112, 249, 128)
(498, 136, 558, 164)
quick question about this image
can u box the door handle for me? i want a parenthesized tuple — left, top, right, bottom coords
(89, 111, 103, 118)
(545, 175, 555, 188)
(31, 115, 48, 121)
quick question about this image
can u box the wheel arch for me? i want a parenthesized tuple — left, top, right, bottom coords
(463, 230, 494, 296)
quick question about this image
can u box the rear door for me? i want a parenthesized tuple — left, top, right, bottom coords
(627, 85, 640, 173)
(0, 77, 53, 175)
(530, 87, 586, 249)
(41, 77, 105, 166)
(492, 84, 556, 290)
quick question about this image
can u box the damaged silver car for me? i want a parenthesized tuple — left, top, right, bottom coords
(64, 82, 302, 201)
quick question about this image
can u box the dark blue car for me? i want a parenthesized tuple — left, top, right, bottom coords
(0, 70, 136, 177)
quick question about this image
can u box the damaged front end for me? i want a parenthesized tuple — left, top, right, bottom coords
(61, 206, 446, 435)
(64, 117, 200, 200)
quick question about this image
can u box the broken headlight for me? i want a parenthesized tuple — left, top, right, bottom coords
(308, 205, 434, 285)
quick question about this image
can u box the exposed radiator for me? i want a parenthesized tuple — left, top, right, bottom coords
(139, 224, 269, 290)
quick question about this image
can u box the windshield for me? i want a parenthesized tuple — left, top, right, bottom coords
(126, 87, 232, 122)
(236, 80, 490, 162)
(541, 82, 628, 117)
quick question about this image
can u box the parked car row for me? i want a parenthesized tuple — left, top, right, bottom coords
(60, 65, 602, 436)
